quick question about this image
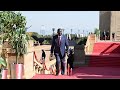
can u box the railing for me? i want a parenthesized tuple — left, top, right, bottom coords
(33, 51, 56, 75)
(33, 51, 72, 75)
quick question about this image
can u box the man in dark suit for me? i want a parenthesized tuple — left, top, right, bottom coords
(50, 28, 69, 75)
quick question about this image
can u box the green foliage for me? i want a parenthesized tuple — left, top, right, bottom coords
(43, 40, 50, 45)
(77, 37, 87, 45)
(94, 28, 100, 36)
(27, 32, 46, 40)
(32, 32, 40, 37)
(8, 28, 29, 62)
(0, 57, 7, 79)
(76, 38, 81, 44)
(0, 57, 7, 68)
(0, 11, 26, 34)
(44, 35, 52, 38)
(29, 36, 35, 40)
(0, 11, 29, 64)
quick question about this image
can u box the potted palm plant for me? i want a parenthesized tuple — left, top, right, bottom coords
(8, 28, 29, 79)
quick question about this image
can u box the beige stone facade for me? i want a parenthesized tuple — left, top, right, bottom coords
(99, 11, 120, 41)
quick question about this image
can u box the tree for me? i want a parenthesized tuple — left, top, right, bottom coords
(0, 11, 29, 64)
(94, 28, 100, 36)
(0, 11, 26, 41)
(0, 11, 26, 31)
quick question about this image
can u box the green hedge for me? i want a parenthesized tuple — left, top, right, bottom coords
(77, 37, 87, 45)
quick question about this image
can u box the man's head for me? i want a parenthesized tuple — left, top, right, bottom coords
(57, 28, 62, 36)
(42, 49, 44, 52)
(70, 49, 73, 54)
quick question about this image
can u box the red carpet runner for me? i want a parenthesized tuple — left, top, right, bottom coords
(32, 67, 120, 79)
(89, 42, 120, 67)
(32, 42, 120, 79)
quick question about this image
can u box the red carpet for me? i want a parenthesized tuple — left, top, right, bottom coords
(89, 42, 120, 67)
(89, 55, 120, 67)
(32, 74, 78, 79)
(31, 42, 120, 79)
(32, 67, 120, 79)
(92, 42, 120, 54)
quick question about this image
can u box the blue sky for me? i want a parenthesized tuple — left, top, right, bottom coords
(21, 11, 99, 35)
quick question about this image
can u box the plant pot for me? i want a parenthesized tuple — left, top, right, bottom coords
(1, 69, 8, 79)
(10, 63, 16, 79)
(15, 63, 23, 79)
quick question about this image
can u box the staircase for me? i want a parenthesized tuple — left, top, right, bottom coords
(89, 42, 120, 67)
(31, 42, 120, 79)
(92, 42, 120, 54)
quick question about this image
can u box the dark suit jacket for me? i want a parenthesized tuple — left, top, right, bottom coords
(42, 51, 46, 59)
(51, 35, 69, 57)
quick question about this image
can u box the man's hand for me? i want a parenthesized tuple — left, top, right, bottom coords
(65, 51, 69, 56)
(67, 52, 69, 56)
(50, 53, 53, 57)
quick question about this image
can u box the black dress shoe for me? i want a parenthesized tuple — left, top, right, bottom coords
(55, 73, 59, 76)
(61, 73, 65, 75)
(61, 70, 65, 75)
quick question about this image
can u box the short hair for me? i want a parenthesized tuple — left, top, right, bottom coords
(57, 28, 62, 33)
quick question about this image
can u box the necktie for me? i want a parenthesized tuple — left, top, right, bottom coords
(58, 36, 61, 46)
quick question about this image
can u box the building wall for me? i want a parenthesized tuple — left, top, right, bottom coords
(99, 11, 111, 39)
(110, 11, 120, 41)
(24, 50, 35, 79)
(99, 11, 120, 41)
